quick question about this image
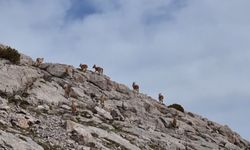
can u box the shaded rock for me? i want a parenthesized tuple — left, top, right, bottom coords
(0, 130, 44, 150)
(225, 141, 241, 150)
(80, 110, 93, 119)
(10, 114, 39, 129)
(110, 109, 125, 121)
(158, 117, 169, 128)
(144, 102, 151, 113)
(0, 97, 9, 111)
(0, 119, 8, 127)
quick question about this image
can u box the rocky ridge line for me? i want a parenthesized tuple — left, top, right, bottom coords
(0, 50, 249, 150)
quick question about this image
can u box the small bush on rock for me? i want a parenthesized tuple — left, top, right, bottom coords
(168, 103, 184, 113)
(0, 46, 20, 64)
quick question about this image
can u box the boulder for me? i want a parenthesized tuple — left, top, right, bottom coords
(0, 65, 42, 95)
(110, 109, 125, 121)
(20, 53, 34, 66)
(0, 130, 44, 150)
(95, 106, 113, 120)
(88, 73, 111, 91)
(27, 79, 67, 105)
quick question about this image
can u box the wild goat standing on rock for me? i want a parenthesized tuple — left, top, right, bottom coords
(171, 114, 178, 128)
(100, 95, 107, 108)
(158, 93, 164, 104)
(63, 84, 72, 98)
(172, 116, 178, 128)
(132, 82, 139, 93)
(71, 99, 77, 115)
(93, 64, 103, 74)
(35, 58, 44, 66)
(79, 64, 88, 72)
(64, 65, 73, 78)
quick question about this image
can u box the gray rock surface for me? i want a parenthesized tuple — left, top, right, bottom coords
(0, 51, 249, 150)
(0, 130, 44, 150)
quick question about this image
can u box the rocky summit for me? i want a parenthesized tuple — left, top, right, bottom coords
(0, 49, 249, 150)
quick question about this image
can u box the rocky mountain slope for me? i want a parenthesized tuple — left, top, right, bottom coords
(0, 48, 249, 150)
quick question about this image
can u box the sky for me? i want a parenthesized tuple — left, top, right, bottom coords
(0, 0, 250, 140)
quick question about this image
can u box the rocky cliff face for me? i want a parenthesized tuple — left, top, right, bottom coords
(0, 51, 249, 150)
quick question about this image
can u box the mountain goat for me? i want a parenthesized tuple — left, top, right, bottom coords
(64, 65, 73, 78)
(172, 116, 178, 128)
(71, 99, 77, 115)
(63, 84, 72, 98)
(79, 64, 88, 72)
(158, 93, 164, 104)
(132, 82, 139, 93)
(35, 58, 44, 66)
(93, 64, 103, 74)
(100, 95, 107, 108)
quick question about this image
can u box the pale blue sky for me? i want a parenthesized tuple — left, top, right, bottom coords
(0, 0, 249, 140)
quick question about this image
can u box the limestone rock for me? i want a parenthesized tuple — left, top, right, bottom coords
(88, 73, 113, 91)
(20, 53, 34, 66)
(110, 109, 125, 121)
(0, 64, 42, 95)
(27, 79, 67, 105)
(0, 130, 44, 150)
(95, 106, 113, 120)
(0, 51, 249, 150)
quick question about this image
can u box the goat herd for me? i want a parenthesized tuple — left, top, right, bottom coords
(34, 57, 165, 111)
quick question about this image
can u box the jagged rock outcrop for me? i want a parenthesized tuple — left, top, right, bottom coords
(0, 50, 249, 150)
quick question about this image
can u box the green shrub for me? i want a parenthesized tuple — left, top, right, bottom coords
(0, 46, 20, 64)
(168, 103, 184, 113)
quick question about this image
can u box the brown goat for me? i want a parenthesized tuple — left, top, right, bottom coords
(100, 95, 107, 108)
(64, 66, 73, 77)
(158, 93, 164, 104)
(71, 99, 77, 115)
(63, 84, 72, 98)
(79, 64, 88, 72)
(171, 113, 179, 128)
(35, 58, 44, 66)
(93, 64, 103, 74)
(172, 116, 177, 128)
(132, 82, 139, 93)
